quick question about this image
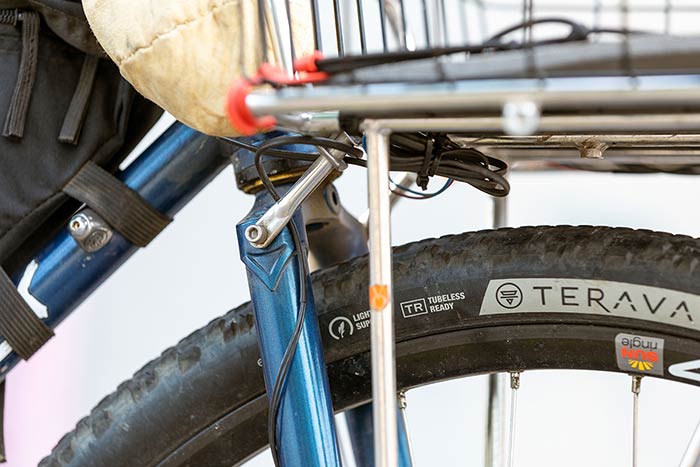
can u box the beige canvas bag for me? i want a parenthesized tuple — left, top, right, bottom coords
(83, 0, 313, 136)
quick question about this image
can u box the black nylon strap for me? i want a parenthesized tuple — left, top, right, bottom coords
(63, 161, 172, 247)
(59, 54, 99, 145)
(0, 268, 53, 360)
(2, 10, 39, 139)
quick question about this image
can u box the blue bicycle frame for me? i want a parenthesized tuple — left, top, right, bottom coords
(0, 121, 410, 466)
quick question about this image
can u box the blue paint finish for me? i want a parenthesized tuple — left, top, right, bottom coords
(0, 122, 228, 376)
(344, 404, 412, 466)
(237, 191, 340, 467)
(241, 242, 295, 291)
(397, 409, 413, 467)
(345, 404, 374, 466)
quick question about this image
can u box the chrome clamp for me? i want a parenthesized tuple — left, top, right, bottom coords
(245, 136, 354, 248)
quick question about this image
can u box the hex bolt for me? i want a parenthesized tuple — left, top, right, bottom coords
(69, 214, 90, 238)
(245, 225, 268, 245)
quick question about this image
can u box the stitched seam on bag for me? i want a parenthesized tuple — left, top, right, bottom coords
(118, 0, 240, 67)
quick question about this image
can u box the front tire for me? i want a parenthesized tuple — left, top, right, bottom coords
(41, 226, 700, 466)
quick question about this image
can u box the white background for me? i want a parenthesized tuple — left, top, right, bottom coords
(5, 115, 700, 466)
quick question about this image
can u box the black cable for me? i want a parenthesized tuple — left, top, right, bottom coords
(223, 133, 510, 197)
(265, 217, 307, 467)
(250, 145, 310, 467)
(588, 27, 650, 36)
(314, 17, 649, 75)
(486, 17, 589, 45)
(220, 135, 364, 161)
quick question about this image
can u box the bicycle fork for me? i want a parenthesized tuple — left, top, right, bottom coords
(234, 133, 412, 466)
(237, 189, 341, 466)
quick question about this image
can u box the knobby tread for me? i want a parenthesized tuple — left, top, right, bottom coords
(39, 226, 700, 467)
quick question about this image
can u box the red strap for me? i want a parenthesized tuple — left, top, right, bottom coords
(294, 50, 325, 73)
(226, 79, 276, 136)
(225, 52, 327, 135)
(258, 57, 328, 86)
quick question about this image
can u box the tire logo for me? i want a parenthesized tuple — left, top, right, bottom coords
(495, 283, 523, 309)
(329, 317, 354, 340)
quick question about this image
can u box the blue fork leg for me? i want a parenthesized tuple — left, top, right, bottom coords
(237, 190, 341, 467)
(304, 197, 413, 467)
(345, 402, 413, 466)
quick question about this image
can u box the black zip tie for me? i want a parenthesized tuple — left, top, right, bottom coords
(429, 134, 447, 178)
(416, 135, 434, 190)
(0, 9, 18, 26)
(416, 133, 447, 190)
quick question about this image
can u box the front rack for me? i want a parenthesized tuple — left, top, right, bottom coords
(238, 3, 700, 467)
(243, 72, 700, 169)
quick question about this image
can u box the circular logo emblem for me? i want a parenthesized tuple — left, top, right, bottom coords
(496, 283, 523, 309)
(328, 317, 354, 340)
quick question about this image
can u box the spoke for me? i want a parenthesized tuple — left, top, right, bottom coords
(632, 375, 642, 467)
(680, 419, 700, 467)
(506, 371, 520, 467)
(336, 414, 359, 467)
(485, 374, 510, 467)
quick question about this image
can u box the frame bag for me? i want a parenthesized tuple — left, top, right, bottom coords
(0, 0, 166, 381)
(0, 1, 165, 461)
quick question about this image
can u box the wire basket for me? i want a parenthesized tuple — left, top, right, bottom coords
(262, 1, 700, 60)
(253, 0, 700, 83)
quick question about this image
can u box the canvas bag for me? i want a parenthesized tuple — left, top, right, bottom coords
(83, 0, 314, 136)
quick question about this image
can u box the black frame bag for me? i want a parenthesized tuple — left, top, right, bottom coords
(0, 2, 163, 460)
(0, 1, 163, 276)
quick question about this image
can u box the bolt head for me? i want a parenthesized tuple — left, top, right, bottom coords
(245, 225, 267, 244)
(69, 214, 90, 237)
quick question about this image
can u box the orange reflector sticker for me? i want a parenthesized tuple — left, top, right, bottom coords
(369, 284, 389, 311)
